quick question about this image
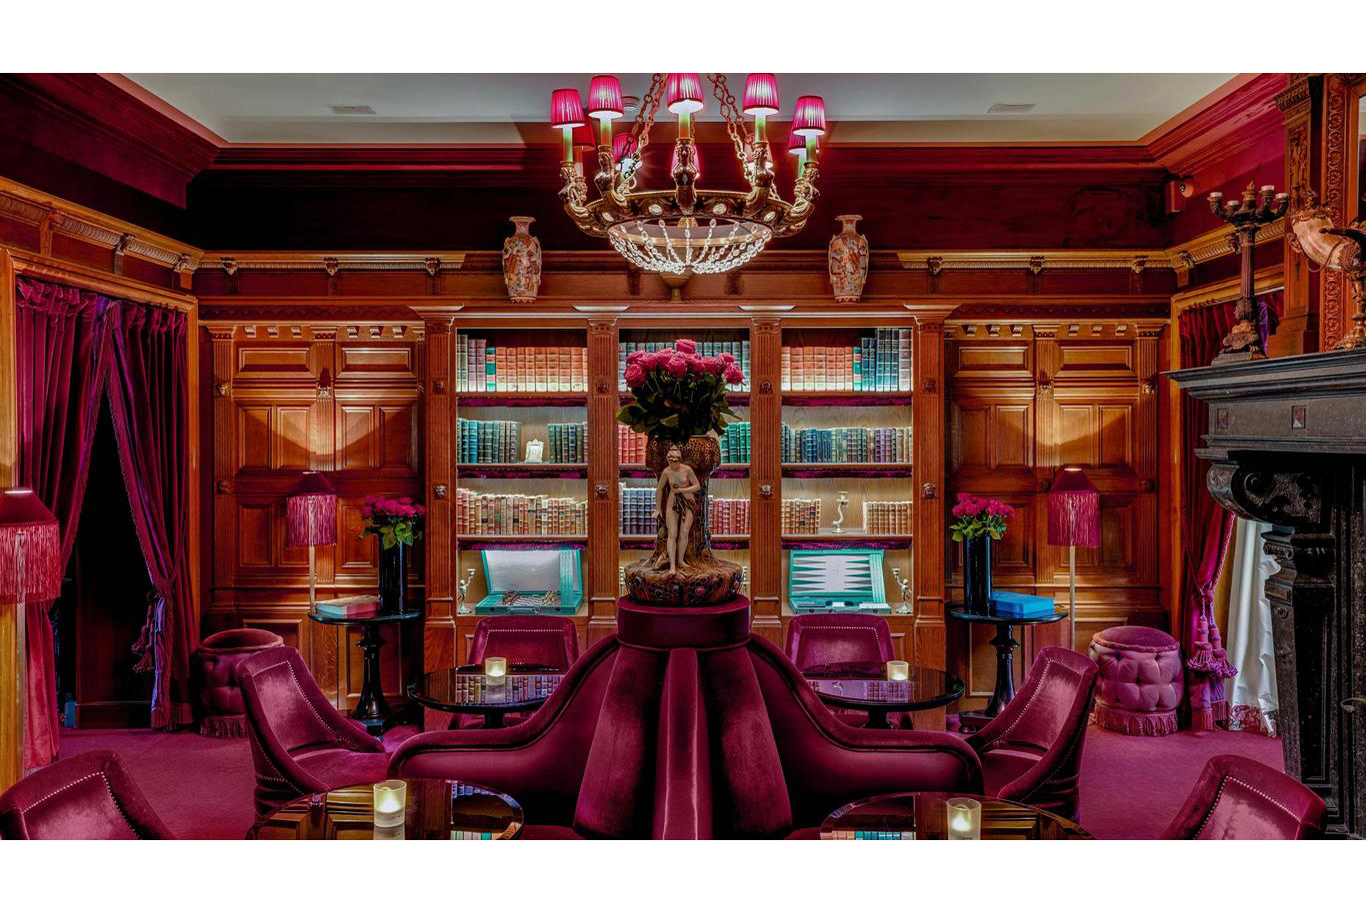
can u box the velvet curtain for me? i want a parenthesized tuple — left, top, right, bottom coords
(106, 300, 196, 730)
(11, 276, 196, 759)
(1178, 301, 1239, 730)
(13, 276, 115, 768)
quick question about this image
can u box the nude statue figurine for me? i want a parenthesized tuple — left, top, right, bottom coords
(654, 444, 701, 576)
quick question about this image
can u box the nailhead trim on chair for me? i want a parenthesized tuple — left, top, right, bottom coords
(19, 770, 140, 837)
(1196, 775, 1301, 837)
(982, 658, 1057, 751)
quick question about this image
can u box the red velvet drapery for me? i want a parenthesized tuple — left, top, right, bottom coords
(12, 276, 196, 761)
(1177, 301, 1240, 730)
(13, 277, 115, 767)
(106, 300, 196, 729)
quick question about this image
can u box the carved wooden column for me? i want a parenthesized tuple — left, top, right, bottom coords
(1170, 349, 1365, 839)
(422, 316, 456, 671)
(1271, 75, 1322, 358)
(207, 326, 236, 634)
(1318, 73, 1363, 352)
(749, 317, 783, 644)
(1030, 325, 1062, 652)
(586, 318, 619, 644)
(913, 315, 948, 671)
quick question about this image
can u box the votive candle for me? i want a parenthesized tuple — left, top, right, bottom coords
(373, 779, 407, 828)
(946, 797, 981, 840)
(484, 656, 508, 679)
(886, 660, 909, 682)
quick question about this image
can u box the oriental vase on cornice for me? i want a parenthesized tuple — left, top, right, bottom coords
(501, 216, 542, 303)
(549, 74, 825, 276)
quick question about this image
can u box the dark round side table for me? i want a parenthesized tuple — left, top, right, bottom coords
(821, 791, 1091, 840)
(307, 610, 421, 734)
(806, 667, 964, 729)
(409, 665, 563, 728)
(248, 777, 523, 840)
(947, 605, 1068, 731)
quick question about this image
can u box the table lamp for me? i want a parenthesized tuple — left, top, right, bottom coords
(0, 489, 61, 761)
(1047, 468, 1100, 651)
(286, 472, 337, 612)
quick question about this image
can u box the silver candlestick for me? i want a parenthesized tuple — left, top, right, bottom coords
(891, 566, 913, 615)
(456, 568, 476, 615)
(832, 490, 850, 534)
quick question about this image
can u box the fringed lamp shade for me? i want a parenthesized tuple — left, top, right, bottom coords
(286, 472, 337, 548)
(1047, 468, 1101, 548)
(0, 489, 61, 602)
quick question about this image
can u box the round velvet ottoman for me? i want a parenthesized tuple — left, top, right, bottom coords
(1088, 626, 1183, 737)
(193, 628, 284, 738)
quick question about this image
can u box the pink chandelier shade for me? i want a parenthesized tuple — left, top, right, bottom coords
(571, 124, 596, 151)
(0, 488, 61, 603)
(549, 88, 586, 128)
(613, 133, 636, 163)
(664, 73, 705, 115)
(587, 75, 625, 120)
(743, 73, 781, 116)
(286, 472, 338, 549)
(787, 130, 807, 155)
(791, 95, 827, 136)
(1047, 468, 1101, 548)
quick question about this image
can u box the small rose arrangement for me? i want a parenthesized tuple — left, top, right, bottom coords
(359, 495, 426, 550)
(949, 493, 1015, 542)
(617, 338, 744, 444)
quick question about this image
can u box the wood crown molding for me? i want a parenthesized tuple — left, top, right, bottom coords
(1170, 263, 1284, 312)
(0, 177, 203, 273)
(205, 252, 466, 275)
(6, 249, 198, 312)
(1144, 73, 1287, 175)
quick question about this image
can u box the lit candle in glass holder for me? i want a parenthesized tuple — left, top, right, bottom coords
(373, 779, 407, 828)
(946, 797, 981, 840)
(484, 656, 508, 680)
(886, 660, 909, 681)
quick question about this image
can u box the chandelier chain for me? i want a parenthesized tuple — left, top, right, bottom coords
(708, 74, 753, 171)
(623, 74, 667, 192)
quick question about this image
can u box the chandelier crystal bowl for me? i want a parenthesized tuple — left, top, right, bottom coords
(549, 73, 824, 276)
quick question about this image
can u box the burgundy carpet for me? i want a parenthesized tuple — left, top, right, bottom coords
(58, 723, 1283, 839)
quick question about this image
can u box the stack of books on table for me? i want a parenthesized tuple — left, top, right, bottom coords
(780, 329, 912, 392)
(314, 596, 381, 619)
(455, 337, 588, 392)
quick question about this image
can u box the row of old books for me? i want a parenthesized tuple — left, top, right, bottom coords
(619, 485, 657, 536)
(546, 422, 587, 464)
(721, 421, 751, 464)
(780, 424, 913, 464)
(710, 498, 750, 535)
(862, 500, 914, 535)
(618, 425, 647, 464)
(453, 489, 588, 536)
(617, 340, 751, 391)
(781, 498, 823, 534)
(456, 336, 588, 392)
(458, 419, 522, 463)
(780, 329, 913, 392)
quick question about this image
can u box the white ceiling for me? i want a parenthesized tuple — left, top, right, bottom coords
(125, 73, 1241, 145)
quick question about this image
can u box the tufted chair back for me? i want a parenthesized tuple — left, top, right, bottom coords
(0, 750, 174, 839)
(1161, 755, 1324, 839)
(468, 616, 580, 672)
(785, 613, 895, 676)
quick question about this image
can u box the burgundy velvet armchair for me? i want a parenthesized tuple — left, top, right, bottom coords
(468, 615, 580, 669)
(237, 646, 390, 815)
(784, 613, 904, 728)
(1161, 754, 1325, 839)
(965, 646, 1098, 822)
(0, 750, 174, 839)
(389, 598, 982, 839)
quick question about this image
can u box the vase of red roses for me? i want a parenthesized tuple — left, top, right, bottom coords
(950, 493, 1015, 614)
(360, 495, 425, 615)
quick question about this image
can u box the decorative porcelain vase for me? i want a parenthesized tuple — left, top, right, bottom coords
(827, 214, 869, 303)
(502, 216, 542, 303)
(378, 544, 407, 615)
(962, 536, 993, 614)
(623, 434, 742, 607)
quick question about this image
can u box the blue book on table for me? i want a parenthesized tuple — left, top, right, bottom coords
(991, 590, 1057, 618)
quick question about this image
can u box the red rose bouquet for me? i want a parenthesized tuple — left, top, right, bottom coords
(949, 493, 1015, 542)
(359, 495, 426, 550)
(617, 338, 743, 444)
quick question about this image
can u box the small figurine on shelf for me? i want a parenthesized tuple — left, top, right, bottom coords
(524, 438, 545, 464)
(456, 567, 476, 616)
(655, 444, 701, 576)
(832, 490, 850, 534)
(891, 566, 913, 615)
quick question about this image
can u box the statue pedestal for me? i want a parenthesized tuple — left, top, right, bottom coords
(615, 596, 751, 649)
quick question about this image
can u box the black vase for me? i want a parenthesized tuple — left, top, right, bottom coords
(962, 535, 993, 614)
(378, 544, 407, 615)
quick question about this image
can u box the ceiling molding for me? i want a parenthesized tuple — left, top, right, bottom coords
(206, 252, 466, 275)
(1144, 72, 1287, 175)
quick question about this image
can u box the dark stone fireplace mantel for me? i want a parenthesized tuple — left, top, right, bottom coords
(1169, 348, 1365, 839)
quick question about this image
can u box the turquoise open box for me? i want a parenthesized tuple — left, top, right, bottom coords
(787, 549, 890, 613)
(476, 549, 583, 615)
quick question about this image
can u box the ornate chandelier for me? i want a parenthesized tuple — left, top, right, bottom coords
(549, 74, 825, 275)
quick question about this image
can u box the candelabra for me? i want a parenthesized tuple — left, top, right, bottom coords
(890, 566, 913, 615)
(456, 567, 476, 615)
(1207, 182, 1290, 361)
(1287, 188, 1366, 350)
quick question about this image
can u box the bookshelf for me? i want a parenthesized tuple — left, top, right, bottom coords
(423, 310, 942, 678)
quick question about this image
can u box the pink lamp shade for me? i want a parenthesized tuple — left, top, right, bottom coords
(787, 130, 807, 156)
(1047, 468, 1101, 548)
(0, 489, 61, 602)
(665, 73, 705, 115)
(286, 472, 338, 548)
(743, 73, 781, 116)
(571, 124, 595, 152)
(587, 75, 624, 120)
(792, 95, 827, 136)
(549, 88, 586, 128)
(613, 133, 636, 163)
